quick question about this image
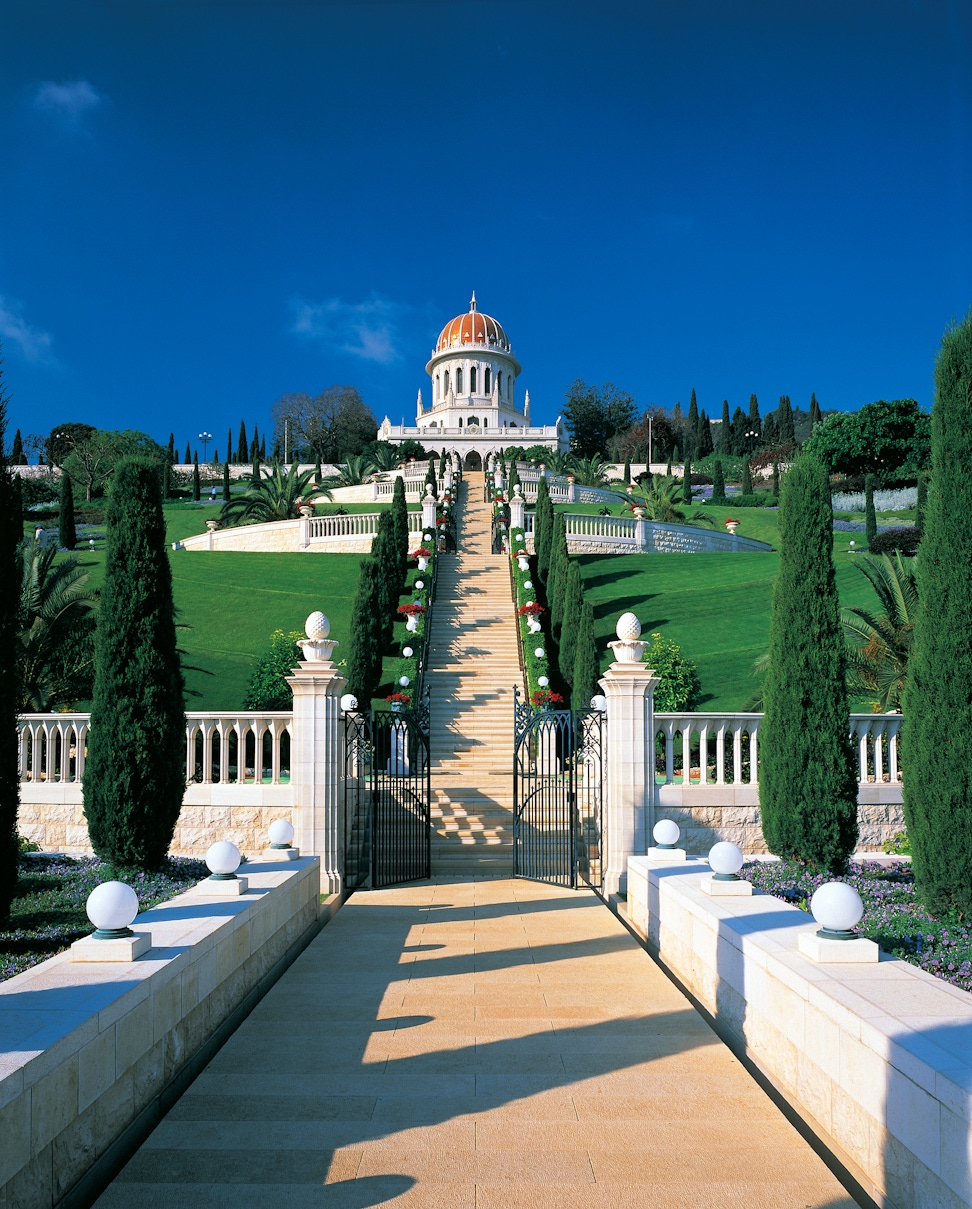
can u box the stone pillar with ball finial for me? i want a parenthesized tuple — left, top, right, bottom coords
(286, 611, 347, 893)
(598, 612, 660, 899)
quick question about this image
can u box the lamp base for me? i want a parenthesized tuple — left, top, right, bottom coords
(797, 932, 879, 963)
(262, 846, 301, 860)
(195, 875, 249, 896)
(701, 874, 753, 896)
(646, 846, 687, 862)
(71, 932, 151, 962)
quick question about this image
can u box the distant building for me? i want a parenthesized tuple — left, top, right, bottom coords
(377, 294, 566, 470)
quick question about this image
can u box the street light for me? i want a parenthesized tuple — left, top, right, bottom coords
(745, 428, 759, 457)
(198, 431, 212, 461)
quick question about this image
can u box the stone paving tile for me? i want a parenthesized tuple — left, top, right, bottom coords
(92, 877, 858, 1207)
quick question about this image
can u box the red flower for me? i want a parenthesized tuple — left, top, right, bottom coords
(412, 547, 432, 557)
(386, 692, 412, 705)
(518, 602, 544, 616)
(531, 689, 564, 707)
(397, 603, 426, 615)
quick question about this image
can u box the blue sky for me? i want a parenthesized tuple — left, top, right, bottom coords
(2, 0, 970, 456)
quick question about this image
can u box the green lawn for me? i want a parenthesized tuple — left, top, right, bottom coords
(578, 504, 882, 711)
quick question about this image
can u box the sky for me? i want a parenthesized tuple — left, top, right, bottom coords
(2, 0, 971, 458)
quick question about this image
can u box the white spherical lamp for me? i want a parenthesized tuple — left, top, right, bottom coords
(523, 580, 533, 590)
(653, 819, 680, 849)
(534, 648, 546, 659)
(708, 841, 744, 881)
(415, 579, 425, 590)
(305, 611, 330, 640)
(206, 840, 242, 881)
(340, 692, 358, 711)
(268, 818, 295, 849)
(590, 694, 607, 712)
(537, 675, 549, 687)
(810, 882, 864, 940)
(399, 675, 410, 687)
(86, 881, 139, 939)
(402, 646, 414, 658)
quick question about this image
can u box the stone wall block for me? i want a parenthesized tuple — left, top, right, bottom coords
(0, 1091, 31, 1185)
(52, 1100, 97, 1201)
(0, 1144, 52, 1209)
(77, 1026, 116, 1113)
(30, 1057, 79, 1153)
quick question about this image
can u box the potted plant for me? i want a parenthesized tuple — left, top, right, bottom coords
(531, 688, 564, 709)
(397, 602, 426, 632)
(725, 517, 740, 534)
(413, 545, 432, 570)
(386, 691, 411, 712)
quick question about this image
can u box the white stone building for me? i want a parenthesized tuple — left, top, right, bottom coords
(377, 294, 567, 470)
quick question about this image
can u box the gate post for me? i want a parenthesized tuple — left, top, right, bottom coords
(599, 613, 659, 899)
(286, 611, 347, 894)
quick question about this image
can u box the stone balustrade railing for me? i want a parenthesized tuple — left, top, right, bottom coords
(520, 512, 771, 555)
(654, 711, 901, 788)
(306, 511, 424, 539)
(18, 711, 295, 787)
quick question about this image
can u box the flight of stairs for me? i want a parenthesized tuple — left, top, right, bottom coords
(425, 471, 523, 875)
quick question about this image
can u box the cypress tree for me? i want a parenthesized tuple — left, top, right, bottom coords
(345, 559, 383, 706)
(809, 392, 822, 428)
(0, 372, 21, 925)
(252, 424, 260, 459)
(548, 513, 569, 637)
(535, 477, 553, 582)
(730, 406, 747, 456)
(260, 433, 266, 460)
(672, 444, 680, 465)
(772, 461, 780, 500)
(697, 412, 714, 458)
(237, 421, 248, 464)
(748, 393, 761, 443)
(915, 471, 927, 530)
(864, 473, 877, 546)
(212, 446, 220, 467)
(777, 394, 795, 444)
(682, 454, 692, 504)
(759, 453, 858, 870)
(222, 460, 231, 502)
(742, 459, 753, 496)
(372, 511, 398, 647)
(59, 470, 77, 550)
(720, 400, 731, 451)
(167, 433, 175, 463)
(902, 314, 972, 914)
(622, 456, 631, 484)
(392, 475, 409, 589)
(762, 412, 779, 447)
(571, 599, 598, 710)
(11, 428, 25, 465)
(192, 452, 201, 501)
(226, 427, 233, 466)
(666, 456, 672, 476)
(687, 389, 699, 454)
(315, 458, 322, 483)
(251, 444, 261, 485)
(712, 458, 726, 501)
(184, 441, 191, 463)
(12, 474, 22, 533)
(558, 560, 583, 686)
(83, 459, 186, 869)
(161, 460, 171, 501)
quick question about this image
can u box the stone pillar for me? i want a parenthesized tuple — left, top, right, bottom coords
(599, 613, 659, 898)
(510, 485, 525, 532)
(422, 486, 437, 531)
(633, 509, 647, 552)
(567, 477, 576, 502)
(298, 514, 311, 550)
(286, 611, 347, 894)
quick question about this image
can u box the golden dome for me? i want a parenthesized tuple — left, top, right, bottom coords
(435, 293, 511, 354)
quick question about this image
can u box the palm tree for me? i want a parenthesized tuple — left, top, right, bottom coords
(220, 462, 332, 527)
(628, 474, 715, 527)
(326, 455, 375, 488)
(541, 450, 572, 475)
(566, 454, 611, 487)
(367, 443, 402, 472)
(18, 537, 96, 712)
(842, 553, 918, 712)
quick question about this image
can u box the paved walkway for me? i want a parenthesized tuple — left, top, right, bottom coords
(94, 878, 856, 1208)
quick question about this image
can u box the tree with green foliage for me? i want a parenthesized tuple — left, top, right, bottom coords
(192, 452, 200, 501)
(712, 459, 726, 500)
(0, 364, 21, 925)
(184, 440, 191, 463)
(372, 510, 398, 647)
(222, 462, 331, 526)
(83, 459, 186, 870)
(748, 393, 761, 443)
(11, 429, 26, 465)
(809, 392, 822, 428)
(563, 379, 636, 458)
(682, 454, 692, 504)
(687, 389, 699, 454)
(719, 400, 731, 450)
(777, 395, 796, 445)
(762, 412, 779, 447)
(58, 470, 77, 550)
(803, 398, 929, 479)
(628, 474, 715, 527)
(244, 630, 304, 709)
(697, 412, 714, 458)
(772, 462, 780, 499)
(222, 461, 231, 502)
(225, 428, 232, 466)
(915, 471, 927, 530)
(864, 474, 877, 545)
(345, 559, 383, 706)
(237, 421, 248, 464)
(759, 453, 858, 870)
(392, 475, 409, 588)
(571, 600, 598, 710)
(548, 513, 569, 637)
(729, 406, 746, 457)
(843, 553, 917, 713)
(558, 560, 583, 685)
(622, 456, 631, 484)
(903, 313, 972, 915)
(535, 477, 554, 583)
(167, 433, 176, 463)
(742, 459, 753, 496)
(672, 443, 680, 465)
(251, 443, 261, 485)
(642, 632, 700, 711)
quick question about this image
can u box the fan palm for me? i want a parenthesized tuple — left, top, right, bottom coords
(541, 449, 572, 475)
(628, 474, 715, 527)
(220, 462, 332, 527)
(566, 454, 612, 487)
(366, 443, 402, 472)
(18, 537, 96, 712)
(841, 552, 918, 712)
(327, 455, 376, 487)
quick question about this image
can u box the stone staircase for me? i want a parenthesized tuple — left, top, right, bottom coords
(425, 471, 523, 875)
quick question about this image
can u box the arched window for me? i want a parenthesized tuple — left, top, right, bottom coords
(497, 371, 502, 395)
(444, 369, 450, 394)
(429, 421, 438, 428)
(484, 366, 491, 394)
(470, 366, 477, 393)
(435, 373, 440, 400)
(483, 417, 488, 427)
(456, 367, 463, 394)
(458, 417, 463, 428)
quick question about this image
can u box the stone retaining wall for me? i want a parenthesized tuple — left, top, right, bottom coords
(0, 857, 322, 1209)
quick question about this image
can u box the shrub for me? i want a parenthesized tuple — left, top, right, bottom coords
(244, 630, 303, 710)
(711, 459, 726, 500)
(642, 633, 700, 712)
(571, 600, 598, 710)
(83, 459, 186, 870)
(345, 559, 383, 706)
(868, 526, 922, 556)
(58, 470, 77, 550)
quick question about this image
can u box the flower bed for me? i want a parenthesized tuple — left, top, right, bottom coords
(741, 857, 972, 993)
(1, 852, 209, 983)
(508, 528, 560, 707)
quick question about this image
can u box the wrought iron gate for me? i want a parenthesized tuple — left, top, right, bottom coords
(343, 691, 431, 890)
(512, 687, 605, 889)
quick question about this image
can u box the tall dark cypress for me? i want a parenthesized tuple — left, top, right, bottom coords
(720, 400, 731, 451)
(778, 395, 796, 444)
(864, 474, 877, 546)
(392, 475, 409, 590)
(226, 427, 233, 466)
(260, 433, 267, 460)
(58, 470, 77, 550)
(622, 456, 631, 484)
(730, 407, 747, 456)
(697, 412, 714, 458)
(558, 560, 583, 686)
(682, 454, 692, 503)
(535, 477, 553, 582)
(0, 363, 21, 925)
(167, 433, 175, 463)
(809, 392, 822, 428)
(548, 514, 569, 638)
(372, 511, 398, 647)
(687, 389, 699, 454)
(903, 314, 972, 914)
(742, 459, 753, 496)
(915, 472, 927, 530)
(345, 559, 383, 706)
(184, 441, 191, 463)
(83, 459, 186, 869)
(712, 458, 726, 500)
(251, 443, 261, 485)
(10, 428, 25, 465)
(748, 393, 761, 443)
(759, 453, 858, 870)
(192, 452, 200, 501)
(222, 460, 231, 502)
(772, 461, 780, 500)
(237, 421, 248, 465)
(571, 599, 598, 710)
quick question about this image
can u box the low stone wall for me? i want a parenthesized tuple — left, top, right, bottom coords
(18, 784, 295, 857)
(655, 784, 905, 854)
(626, 856, 972, 1209)
(0, 857, 323, 1209)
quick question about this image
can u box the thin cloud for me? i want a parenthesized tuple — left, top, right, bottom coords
(0, 297, 55, 364)
(32, 79, 104, 125)
(291, 295, 405, 364)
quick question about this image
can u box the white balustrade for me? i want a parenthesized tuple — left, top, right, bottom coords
(654, 712, 901, 789)
(306, 511, 425, 539)
(18, 714, 90, 784)
(565, 514, 636, 541)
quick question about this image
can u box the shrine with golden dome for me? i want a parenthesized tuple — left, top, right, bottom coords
(377, 294, 566, 470)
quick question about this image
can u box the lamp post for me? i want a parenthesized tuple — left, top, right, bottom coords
(745, 429, 759, 457)
(198, 431, 212, 462)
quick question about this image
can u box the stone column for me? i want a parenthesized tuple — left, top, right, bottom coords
(422, 486, 437, 531)
(599, 613, 659, 898)
(286, 611, 347, 894)
(509, 485, 525, 532)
